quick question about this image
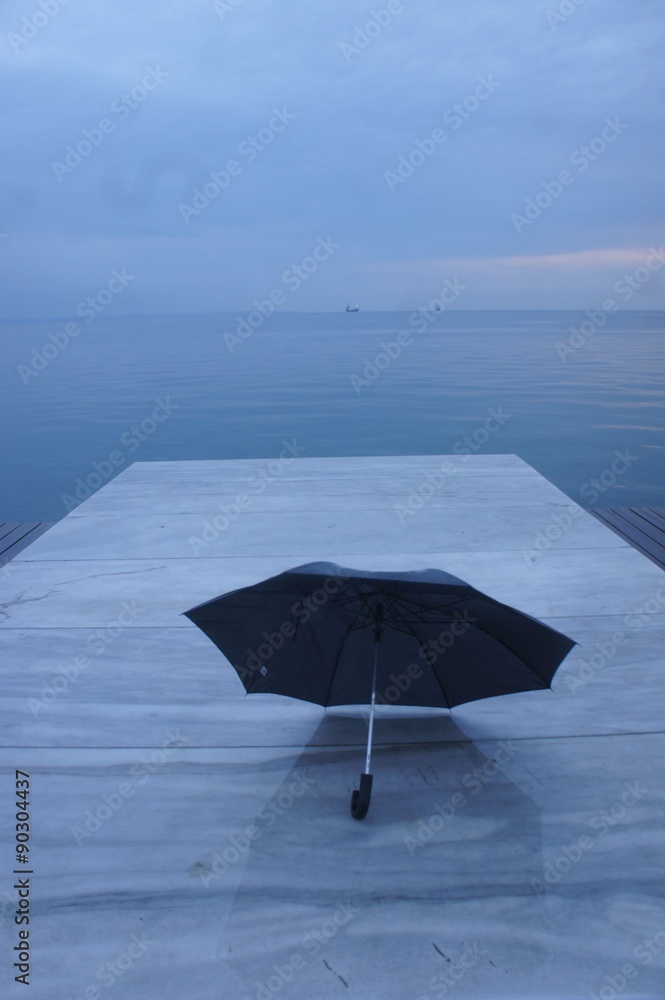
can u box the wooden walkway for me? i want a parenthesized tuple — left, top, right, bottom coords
(0, 522, 54, 567)
(590, 507, 665, 572)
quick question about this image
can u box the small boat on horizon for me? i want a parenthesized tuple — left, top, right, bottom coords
(345, 304, 360, 312)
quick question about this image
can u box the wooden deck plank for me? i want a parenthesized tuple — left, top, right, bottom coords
(0, 522, 23, 542)
(0, 522, 54, 565)
(624, 508, 665, 545)
(590, 508, 665, 571)
(606, 508, 665, 547)
(640, 507, 665, 533)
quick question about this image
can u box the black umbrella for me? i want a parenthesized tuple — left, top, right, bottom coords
(184, 562, 575, 819)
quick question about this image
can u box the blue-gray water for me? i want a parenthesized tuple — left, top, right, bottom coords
(1, 310, 663, 521)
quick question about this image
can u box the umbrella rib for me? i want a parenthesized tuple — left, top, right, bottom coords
(323, 588, 412, 706)
(374, 592, 452, 709)
(322, 582, 453, 635)
(329, 582, 374, 627)
(427, 663, 453, 710)
(387, 594, 471, 624)
(330, 589, 459, 632)
(458, 617, 552, 685)
(381, 605, 453, 709)
(321, 623, 355, 708)
(390, 591, 559, 686)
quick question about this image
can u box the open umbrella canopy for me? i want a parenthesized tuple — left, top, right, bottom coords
(183, 562, 576, 711)
(185, 562, 575, 819)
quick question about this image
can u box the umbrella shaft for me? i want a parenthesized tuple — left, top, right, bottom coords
(365, 642, 379, 773)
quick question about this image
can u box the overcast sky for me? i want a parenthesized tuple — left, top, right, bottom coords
(1, 0, 664, 315)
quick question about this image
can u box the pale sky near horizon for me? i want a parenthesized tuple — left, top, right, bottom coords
(2, 0, 664, 316)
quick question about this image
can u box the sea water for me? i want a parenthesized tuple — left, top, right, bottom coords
(0, 309, 663, 521)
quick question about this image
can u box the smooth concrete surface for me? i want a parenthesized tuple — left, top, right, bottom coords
(17, 507, 624, 561)
(1, 455, 664, 1000)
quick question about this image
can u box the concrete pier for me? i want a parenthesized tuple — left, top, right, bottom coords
(1, 455, 663, 999)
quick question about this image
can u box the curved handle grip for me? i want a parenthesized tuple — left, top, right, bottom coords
(351, 772, 373, 820)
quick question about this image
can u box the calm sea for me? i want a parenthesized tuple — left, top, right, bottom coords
(1, 310, 663, 521)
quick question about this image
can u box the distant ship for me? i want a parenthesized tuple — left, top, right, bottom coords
(345, 304, 360, 312)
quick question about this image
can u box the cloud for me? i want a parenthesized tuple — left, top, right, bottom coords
(1, 0, 663, 313)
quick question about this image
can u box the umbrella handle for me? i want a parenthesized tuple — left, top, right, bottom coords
(351, 772, 373, 820)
